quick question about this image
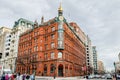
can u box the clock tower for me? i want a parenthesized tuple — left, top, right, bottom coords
(57, 3, 64, 50)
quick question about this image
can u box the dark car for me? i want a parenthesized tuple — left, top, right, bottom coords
(117, 74, 120, 79)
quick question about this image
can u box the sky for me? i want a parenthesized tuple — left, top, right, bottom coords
(0, 0, 120, 71)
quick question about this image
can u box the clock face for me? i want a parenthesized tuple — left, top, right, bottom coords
(59, 16, 64, 21)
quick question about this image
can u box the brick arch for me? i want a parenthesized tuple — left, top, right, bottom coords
(58, 64, 63, 77)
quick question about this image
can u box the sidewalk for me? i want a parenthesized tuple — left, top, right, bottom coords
(35, 76, 86, 80)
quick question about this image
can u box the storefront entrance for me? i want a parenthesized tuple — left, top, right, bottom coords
(58, 64, 63, 76)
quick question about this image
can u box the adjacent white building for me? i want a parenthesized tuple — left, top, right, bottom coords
(118, 53, 120, 61)
(0, 18, 34, 72)
(115, 62, 120, 73)
(9, 18, 34, 72)
(92, 46, 98, 74)
(86, 35, 94, 74)
(0, 27, 11, 68)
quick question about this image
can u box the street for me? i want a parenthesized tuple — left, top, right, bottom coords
(35, 76, 115, 80)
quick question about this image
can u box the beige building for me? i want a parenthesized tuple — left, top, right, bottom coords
(98, 60, 104, 74)
(9, 18, 34, 72)
(115, 62, 120, 73)
(0, 19, 34, 72)
(118, 53, 120, 61)
(86, 35, 94, 74)
(0, 27, 11, 68)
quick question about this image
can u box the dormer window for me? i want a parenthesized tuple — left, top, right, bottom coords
(27, 23, 31, 28)
(21, 21, 25, 26)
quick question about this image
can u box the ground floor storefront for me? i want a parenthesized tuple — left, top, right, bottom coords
(16, 60, 85, 77)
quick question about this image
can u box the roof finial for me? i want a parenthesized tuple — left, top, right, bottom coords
(41, 16, 44, 24)
(34, 20, 38, 27)
(58, 2, 63, 11)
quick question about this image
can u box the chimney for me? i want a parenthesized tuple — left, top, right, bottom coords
(41, 16, 44, 24)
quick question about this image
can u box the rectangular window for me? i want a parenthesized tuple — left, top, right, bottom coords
(51, 52, 54, 59)
(34, 46, 38, 52)
(51, 34, 55, 39)
(87, 54, 89, 56)
(87, 51, 89, 53)
(58, 32, 63, 39)
(34, 38, 38, 43)
(40, 46, 42, 51)
(21, 22, 25, 26)
(44, 53, 47, 60)
(34, 32, 37, 36)
(58, 40, 63, 48)
(45, 28, 48, 33)
(45, 36, 48, 41)
(5, 52, 9, 57)
(40, 40, 42, 43)
(51, 27, 55, 32)
(51, 42, 55, 49)
(0, 53, 2, 59)
(45, 44, 48, 50)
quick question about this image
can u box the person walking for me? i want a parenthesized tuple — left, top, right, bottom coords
(30, 73, 35, 80)
(1, 72, 5, 80)
(22, 73, 26, 80)
(26, 74, 30, 80)
(5, 73, 9, 80)
(16, 72, 20, 80)
(10, 73, 14, 80)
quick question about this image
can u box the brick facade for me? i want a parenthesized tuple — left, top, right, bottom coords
(16, 5, 86, 77)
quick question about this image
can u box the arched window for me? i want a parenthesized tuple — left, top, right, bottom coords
(50, 64, 55, 73)
(58, 52, 62, 58)
(44, 64, 47, 73)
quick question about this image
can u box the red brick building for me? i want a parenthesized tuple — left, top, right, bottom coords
(16, 4, 86, 77)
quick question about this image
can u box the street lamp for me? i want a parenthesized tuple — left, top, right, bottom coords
(114, 62, 117, 80)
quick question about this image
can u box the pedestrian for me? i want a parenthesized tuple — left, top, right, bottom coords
(86, 75, 88, 79)
(30, 73, 35, 80)
(10, 73, 14, 80)
(13, 73, 17, 79)
(22, 73, 26, 80)
(1, 72, 5, 80)
(26, 74, 30, 80)
(16, 72, 20, 80)
(5, 73, 9, 80)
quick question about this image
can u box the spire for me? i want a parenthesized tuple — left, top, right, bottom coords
(41, 16, 44, 24)
(34, 20, 38, 28)
(58, 2, 63, 16)
(58, 2, 63, 11)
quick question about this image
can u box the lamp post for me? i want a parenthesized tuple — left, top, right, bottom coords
(114, 62, 117, 80)
(53, 64, 56, 79)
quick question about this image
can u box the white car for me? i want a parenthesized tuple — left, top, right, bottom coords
(88, 75, 94, 79)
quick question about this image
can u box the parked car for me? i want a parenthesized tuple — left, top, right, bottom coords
(88, 75, 94, 79)
(94, 75, 101, 79)
(117, 74, 120, 79)
(106, 74, 112, 79)
(101, 75, 106, 79)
